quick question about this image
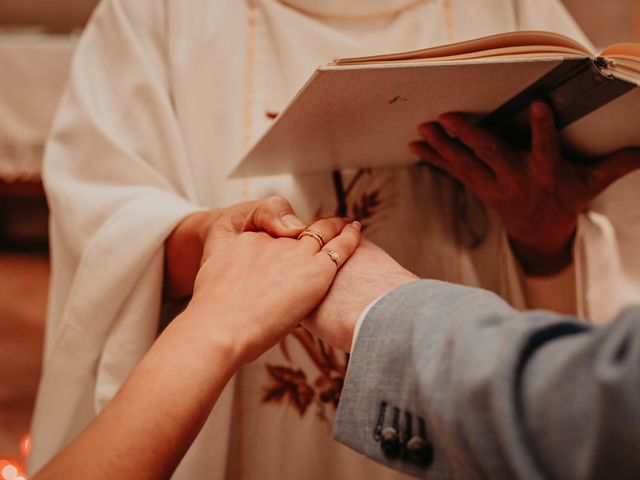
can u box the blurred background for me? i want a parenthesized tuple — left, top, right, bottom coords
(0, 0, 638, 478)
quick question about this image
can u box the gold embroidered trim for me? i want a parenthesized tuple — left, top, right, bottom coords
(242, 0, 257, 201)
(443, 0, 454, 42)
(238, 0, 256, 456)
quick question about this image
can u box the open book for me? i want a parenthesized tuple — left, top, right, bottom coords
(232, 31, 640, 177)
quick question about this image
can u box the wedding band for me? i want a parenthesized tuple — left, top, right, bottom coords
(322, 249, 341, 268)
(298, 228, 325, 248)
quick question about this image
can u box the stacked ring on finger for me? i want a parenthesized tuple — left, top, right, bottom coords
(298, 228, 325, 248)
(322, 249, 341, 268)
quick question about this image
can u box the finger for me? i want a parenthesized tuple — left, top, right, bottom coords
(243, 196, 307, 237)
(409, 140, 495, 199)
(529, 100, 562, 170)
(438, 113, 514, 176)
(298, 217, 349, 252)
(588, 148, 640, 194)
(315, 221, 362, 273)
(418, 121, 486, 170)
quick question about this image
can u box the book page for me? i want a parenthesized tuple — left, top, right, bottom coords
(600, 43, 640, 81)
(335, 31, 591, 65)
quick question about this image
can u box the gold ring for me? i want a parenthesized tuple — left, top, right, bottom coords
(322, 249, 341, 268)
(298, 228, 325, 248)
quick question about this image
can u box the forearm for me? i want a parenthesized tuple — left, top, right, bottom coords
(34, 306, 240, 479)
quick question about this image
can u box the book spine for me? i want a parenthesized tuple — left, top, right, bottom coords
(593, 56, 609, 70)
(479, 58, 634, 150)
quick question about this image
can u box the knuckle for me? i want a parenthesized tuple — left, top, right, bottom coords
(481, 139, 501, 158)
(252, 210, 278, 231)
(251, 206, 268, 226)
(230, 210, 250, 231)
(325, 216, 346, 233)
(263, 195, 289, 211)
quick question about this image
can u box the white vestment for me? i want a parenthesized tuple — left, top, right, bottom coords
(30, 0, 640, 478)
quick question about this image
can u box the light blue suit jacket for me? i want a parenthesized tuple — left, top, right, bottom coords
(334, 280, 640, 479)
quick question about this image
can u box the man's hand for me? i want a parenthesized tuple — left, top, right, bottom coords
(303, 239, 417, 352)
(164, 196, 307, 300)
(410, 101, 640, 276)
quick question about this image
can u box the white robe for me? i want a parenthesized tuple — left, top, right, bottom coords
(30, 0, 640, 478)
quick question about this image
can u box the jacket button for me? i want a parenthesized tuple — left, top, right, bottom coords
(380, 427, 401, 458)
(406, 436, 433, 467)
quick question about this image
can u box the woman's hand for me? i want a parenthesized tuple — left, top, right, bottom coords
(410, 101, 640, 276)
(188, 217, 362, 366)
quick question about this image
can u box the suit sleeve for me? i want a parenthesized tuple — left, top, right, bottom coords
(333, 280, 640, 479)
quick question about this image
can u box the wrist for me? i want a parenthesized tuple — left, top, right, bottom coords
(378, 270, 420, 296)
(174, 303, 245, 373)
(508, 228, 575, 276)
(349, 271, 418, 346)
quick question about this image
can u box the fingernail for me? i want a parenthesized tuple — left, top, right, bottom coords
(281, 213, 306, 229)
(352, 221, 362, 232)
(531, 101, 548, 119)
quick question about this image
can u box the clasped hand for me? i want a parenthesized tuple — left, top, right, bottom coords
(174, 195, 417, 364)
(188, 212, 364, 365)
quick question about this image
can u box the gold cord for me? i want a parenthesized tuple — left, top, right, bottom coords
(242, 0, 257, 202)
(443, 0, 454, 42)
(233, 4, 257, 470)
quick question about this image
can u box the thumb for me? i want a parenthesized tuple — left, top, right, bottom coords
(588, 148, 640, 193)
(243, 195, 307, 237)
(530, 100, 562, 169)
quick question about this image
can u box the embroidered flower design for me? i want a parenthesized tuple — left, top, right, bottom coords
(262, 365, 315, 416)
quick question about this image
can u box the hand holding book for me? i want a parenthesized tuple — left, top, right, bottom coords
(410, 100, 640, 276)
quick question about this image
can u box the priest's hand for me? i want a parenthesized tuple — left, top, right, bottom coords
(410, 101, 640, 276)
(303, 239, 417, 352)
(164, 196, 307, 301)
(190, 217, 361, 364)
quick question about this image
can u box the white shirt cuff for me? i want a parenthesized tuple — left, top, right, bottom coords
(350, 293, 387, 352)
